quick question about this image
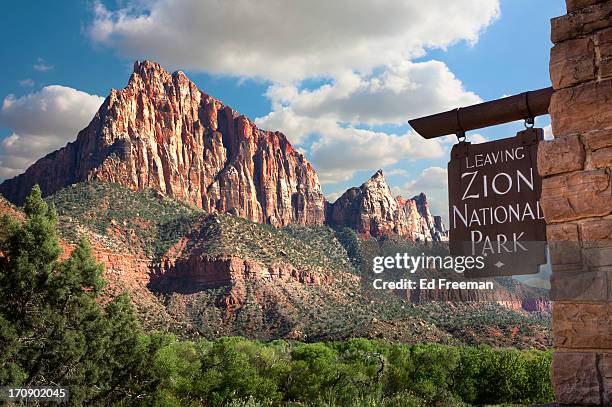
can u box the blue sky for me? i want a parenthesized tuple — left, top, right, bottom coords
(0, 0, 565, 219)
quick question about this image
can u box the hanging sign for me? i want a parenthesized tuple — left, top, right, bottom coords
(447, 127, 547, 277)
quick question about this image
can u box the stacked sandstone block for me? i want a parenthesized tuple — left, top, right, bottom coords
(538, 0, 612, 404)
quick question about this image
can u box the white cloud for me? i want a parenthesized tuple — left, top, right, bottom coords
(18, 79, 34, 87)
(400, 166, 449, 220)
(384, 168, 409, 177)
(469, 133, 488, 144)
(326, 191, 342, 202)
(33, 57, 53, 72)
(259, 61, 481, 126)
(89, 0, 500, 83)
(256, 108, 446, 183)
(313, 128, 445, 184)
(0, 86, 104, 179)
(255, 60, 475, 183)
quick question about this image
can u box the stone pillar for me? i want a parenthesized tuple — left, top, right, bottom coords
(539, 1, 612, 404)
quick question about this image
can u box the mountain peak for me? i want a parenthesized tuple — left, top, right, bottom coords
(329, 170, 446, 241)
(370, 169, 384, 179)
(364, 170, 388, 190)
(0, 61, 326, 227)
(413, 192, 428, 204)
(133, 59, 164, 74)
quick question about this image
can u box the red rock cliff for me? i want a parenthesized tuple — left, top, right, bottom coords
(0, 61, 325, 226)
(328, 170, 448, 241)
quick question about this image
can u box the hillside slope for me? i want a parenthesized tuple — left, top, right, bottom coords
(8, 182, 551, 348)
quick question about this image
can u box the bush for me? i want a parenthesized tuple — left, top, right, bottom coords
(136, 337, 553, 406)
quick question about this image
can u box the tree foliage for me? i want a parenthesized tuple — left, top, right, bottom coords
(0, 186, 555, 406)
(0, 185, 159, 404)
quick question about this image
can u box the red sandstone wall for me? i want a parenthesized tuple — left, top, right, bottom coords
(541, 1, 612, 404)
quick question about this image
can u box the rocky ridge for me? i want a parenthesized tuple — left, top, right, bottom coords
(0, 61, 446, 241)
(329, 170, 448, 241)
(0, 181, 550, 346)
(0, 60, 325, 227)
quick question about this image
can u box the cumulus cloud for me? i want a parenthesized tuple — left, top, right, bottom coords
(255, 59, 476, 183)
(256, 107, 445, 183)
(469, 133, 488, 144)
(384, 168, 409, 177)
(311, 127, 445, 184)
(326, 191, 342, 203)
(399, 166, 449, 220)
(0, 86, 104, 179)
(261, 61, 480, 126)
(89, 0, 499, 83)
(543, 124, 553, 140)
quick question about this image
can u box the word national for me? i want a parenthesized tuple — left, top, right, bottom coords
(451, 201, 544, 229)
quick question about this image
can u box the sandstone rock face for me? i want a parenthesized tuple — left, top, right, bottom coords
(520, 298, 552, 313)
(0, 61, 325, 227)
(537, 135, 585, 176)
(156, 254, 327, 291)
(584, 129, 612, 150)
(551, 270, 608, 301)
(550, 78, 612, 137)
(547, 1, 612, 403)
(551, 1, 612, 43)
(550, 36, 596, 89)
(592, 146, 612, 168)
(328, 170, 447, 241)
(566, 0, 608, 12)
(552, 352, 602, 405)
(541, 169, 612, 222)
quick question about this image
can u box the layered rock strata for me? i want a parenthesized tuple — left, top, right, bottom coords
(0, 61, 325, 227)
(328, 170, 448, 241)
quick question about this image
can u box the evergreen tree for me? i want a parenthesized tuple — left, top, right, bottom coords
(0, 185, 152, 404)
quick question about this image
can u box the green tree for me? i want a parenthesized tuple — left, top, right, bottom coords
(0, 185, 151, 404)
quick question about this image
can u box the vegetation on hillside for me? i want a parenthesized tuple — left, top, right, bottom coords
(185, 214, 360, 277)
(0, 186, 149, 404)
(47, 181, 201, 257)
(37, 182, 551, 348)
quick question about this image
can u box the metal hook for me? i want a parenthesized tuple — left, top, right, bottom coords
(524, 117, 534, 128)
(455, 108, 466, 142)
(456, 129, 466, 142)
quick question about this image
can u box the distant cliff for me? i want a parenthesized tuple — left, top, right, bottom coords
(328, 170, 447, 241)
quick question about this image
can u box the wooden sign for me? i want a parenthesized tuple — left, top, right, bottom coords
(447, 128, 547, 277)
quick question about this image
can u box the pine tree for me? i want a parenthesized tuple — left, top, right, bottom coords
(0, 185, 155, 404)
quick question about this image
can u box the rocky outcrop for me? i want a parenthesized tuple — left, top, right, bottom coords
(328, 170, 448, 241)
(155, 254, 327, 291)
(397, 192, 447, 241)
(0, 61, 325, 227)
